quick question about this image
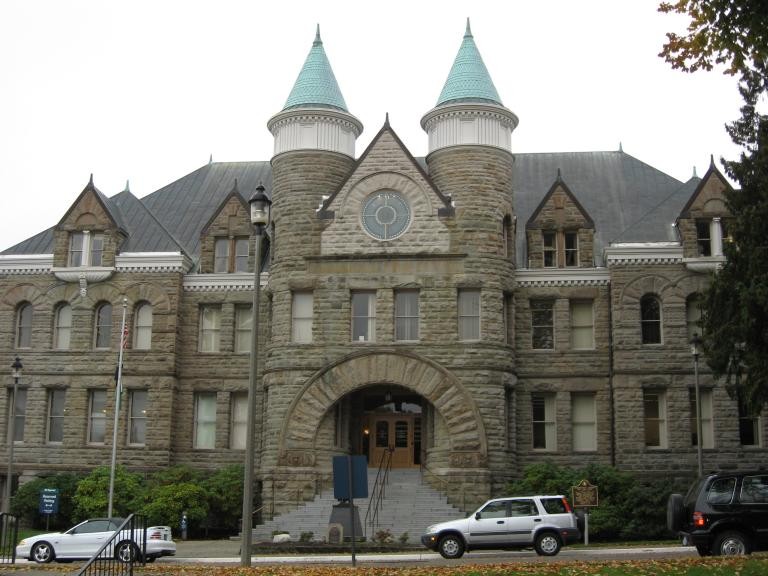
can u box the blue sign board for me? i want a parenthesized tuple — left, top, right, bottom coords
(332, 455, 368, 500)
(39, 488, 59, 515)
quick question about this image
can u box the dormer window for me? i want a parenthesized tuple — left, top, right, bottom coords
(696, 221, 712, 256)
(541, 230, 579, 268)
(214, 237, 249, 273)
(543, 232, 557, 267)
(69, 231, 104, 267)
(564, 232, 579, 267)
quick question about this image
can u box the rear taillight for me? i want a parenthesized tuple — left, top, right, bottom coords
(149, 530, 162, 540)
(562, 497, 572, 513)
(693, 511, 706, 527)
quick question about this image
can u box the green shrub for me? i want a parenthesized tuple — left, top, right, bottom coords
(202, 464, 244, 533)
(139, 481, 208, 532)
(299, 531, 314, 542)
(73, 466, 144, 521)
(11, 473, 82, 529)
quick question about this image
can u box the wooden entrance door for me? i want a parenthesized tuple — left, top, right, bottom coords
(368, 414, 417, 468)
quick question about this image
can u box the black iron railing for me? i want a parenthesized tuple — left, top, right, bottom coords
(364, 447, 393, 537)
(0, 513, 18, 564)
(75, 514, 147, 576)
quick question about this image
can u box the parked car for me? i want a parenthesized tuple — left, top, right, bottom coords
(421, 495, 580, 559)
(667, 471, 768, 556)
(16, 518, 176, 564)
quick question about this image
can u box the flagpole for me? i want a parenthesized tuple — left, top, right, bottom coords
(108, 298, 128, 518)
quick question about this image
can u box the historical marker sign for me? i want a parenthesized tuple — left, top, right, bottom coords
(572, 479, 598, 508)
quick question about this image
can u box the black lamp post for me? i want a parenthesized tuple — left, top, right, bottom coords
(4, 356, 23, 513)
(241, 184, 271, 566)
(690, 333, 704, 477)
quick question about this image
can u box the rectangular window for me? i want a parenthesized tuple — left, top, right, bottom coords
(564, 232, 579, 266)
(69, 232, 84, 267)
(351, 291, 376, 342)
(68, 232, 103, 266)
(128, 390, 148, 446)
(570, 301, 594, 349)
(572, 393, 597, 451)
(531, 300, 554, 350)
(91, 234, 104, 266)
(458, 289, 481, 341)
(87, 389, 107, 444)
(696, 220, 712, 256)
(739, 398, 762, 447)
(7, 388, 27, 443)
(47, 389, 66, 443)
(214, 237, 249, 273)
(234, 238, 249, 272)
(689, 388, 714, 449)
(194, 392, 216, 449)
(292, 292, 314, 343)
(532, 393, 556, 450)
(214, 238, 230, 273)
(234, 305, 252, 353)
(543, 231, 557, 267)
(230, 392, 247, 450)
(394, 290, 419, 341)
(199, 305, 222, 352)
(644, 390, 667, 448)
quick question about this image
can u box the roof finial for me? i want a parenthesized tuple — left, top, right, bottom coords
(89, 173, 94, 186)
(209, 154, 213, 165)
(232, 178, 239, 193)
(692, 165, 698, 178)
(556, 168, 562, 182)
(124, 180, 130, 193)
(465, 18, 472, 37)
(314, 23, 321, 45)
(710, 153, 715, 167)
(619, 141, 623, 152)
(385, 112, 390, 127)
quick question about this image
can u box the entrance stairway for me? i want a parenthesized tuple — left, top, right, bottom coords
(251, 469, 464, 544)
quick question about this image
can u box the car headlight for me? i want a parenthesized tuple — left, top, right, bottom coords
(17, 539, 27, 546)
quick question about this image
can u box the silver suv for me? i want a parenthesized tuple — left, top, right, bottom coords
(421, 495, 581, 558)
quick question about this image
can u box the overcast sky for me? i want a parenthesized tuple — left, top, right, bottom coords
(0, 0, 745, 251)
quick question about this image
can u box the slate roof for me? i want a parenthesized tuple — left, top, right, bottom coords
(2, 151, 690, 268)
(436, 19, 503, 107)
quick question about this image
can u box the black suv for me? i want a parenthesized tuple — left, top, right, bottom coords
(667, 471, 768, 556)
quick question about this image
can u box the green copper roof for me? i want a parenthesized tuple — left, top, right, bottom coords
(436, 20, 502, 106)
(283, 25, 348, 112)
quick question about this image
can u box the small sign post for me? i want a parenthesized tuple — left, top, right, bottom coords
(571, 479, 598, 545)
(39, 488, 59, 531)
(332, 455, 368, 566)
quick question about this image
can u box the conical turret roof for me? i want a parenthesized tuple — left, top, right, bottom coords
(283, 25, 348, 111)
(436, 19, 502, 106)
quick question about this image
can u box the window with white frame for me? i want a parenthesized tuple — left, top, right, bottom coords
(199, 305, 222, 352)
(351, 291, 376, 342)
(564, 231, 579, 266)
(87, 389, 107, 444)
(738, 397, 762, 447)
(292, 292, 313, 343)
(234, 305, 252, 353)
(572, 392, 597, 451)
(643, 390, 667, 448)
(7, 387, 27, 443)
(193, 392, 216, 449)
(532, 393, 556, 450)
(128, 390, 147, 446)
(531, 300, 554, 350)
(640, 294, 662, 344)
(68, 231, 104, 267)
(686, 294, 702, 343)
(54, 303, 72, 350)
(133, 302, 153, 350)
(47, 389, 66, 443)
(395, 290, 419, 341)
(230, 392, 247, 449)
(570, 300, 594, 349)
(542, 231, 557, 267)
(458, 289, 481, 341)
(214, 237, 249, 273)
(689, 388, 714, 449)
(94, 302, 112, 349)
(15, 303, 32, 349)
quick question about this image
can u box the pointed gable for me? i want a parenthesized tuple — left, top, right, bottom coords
(198, 180, 254, 273)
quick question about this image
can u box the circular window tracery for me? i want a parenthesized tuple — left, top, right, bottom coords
(361, 190, 411, 241)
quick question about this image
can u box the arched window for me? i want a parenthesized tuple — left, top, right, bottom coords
(94, 302, 113, 349)
(686, 293, 702, 342)
(54, 303, 72, 350)
(640, 294, 662, 344)
(133, 302, 153, 350)
(15, 303, 33, 348)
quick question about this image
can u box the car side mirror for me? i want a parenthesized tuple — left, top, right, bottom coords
(475, 512, 481, 520)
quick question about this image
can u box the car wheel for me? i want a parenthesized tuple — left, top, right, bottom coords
(666, 493, 684, 532)
(695, 544, 712, 557)
(534, 531, 562, 556)
(115, 541, 141, 563)
(31, 541, 54, 564)
(437, 534, 465, 559)
(713, 531, 750, 556)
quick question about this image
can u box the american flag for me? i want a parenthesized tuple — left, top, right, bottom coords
(121, 325, 129, 350)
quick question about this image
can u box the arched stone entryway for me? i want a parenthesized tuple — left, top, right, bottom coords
(278, 350, 487, 468)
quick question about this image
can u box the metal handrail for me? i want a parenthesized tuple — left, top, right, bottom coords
(364, 448, 393, 537)
(0, 513, 18, 564)
(76, 514, 147, 576)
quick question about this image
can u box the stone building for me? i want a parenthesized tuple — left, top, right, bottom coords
(1, 22, 764, 517)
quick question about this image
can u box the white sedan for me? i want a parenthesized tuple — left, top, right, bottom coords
(16, 518, 176, 563)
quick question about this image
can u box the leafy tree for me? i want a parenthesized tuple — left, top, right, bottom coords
(72, 465, 144, 520)
(203, 464, 244, 532)
(11, 473, 82, 529)
(660, 1, 768, 409)
(140, 482, 209, 532)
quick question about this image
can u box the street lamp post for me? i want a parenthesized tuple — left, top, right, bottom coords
(4, 356, 23, 513)
(241, 184, 271, 567)
(691, 333, 704, 478)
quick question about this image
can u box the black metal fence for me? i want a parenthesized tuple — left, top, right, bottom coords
(0, 513, 18, 564)
(75, 514, 147, 576)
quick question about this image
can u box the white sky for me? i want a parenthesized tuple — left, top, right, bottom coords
(0, 0, 744, 251)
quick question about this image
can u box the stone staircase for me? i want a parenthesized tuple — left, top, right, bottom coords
(251, 468, 465, 544)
